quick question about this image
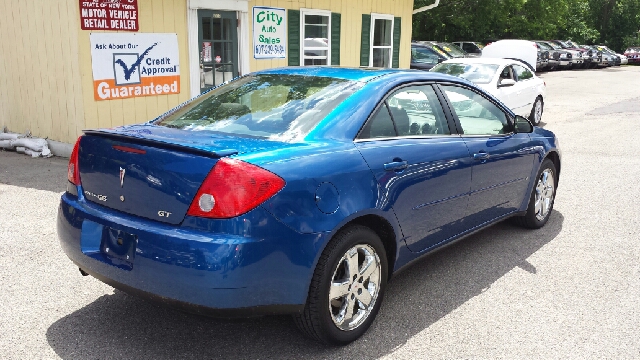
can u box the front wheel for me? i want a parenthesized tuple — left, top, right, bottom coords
(294, 225, 388, 345)
(529, 96, 544, 125)
(513, 159, 557, 229)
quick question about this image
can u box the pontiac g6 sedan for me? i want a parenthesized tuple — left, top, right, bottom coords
(58, 67, 560, 345)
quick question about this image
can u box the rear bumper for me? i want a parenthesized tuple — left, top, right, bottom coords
(58, 189, 327, 316)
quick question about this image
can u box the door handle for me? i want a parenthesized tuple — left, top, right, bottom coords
(384, 160, 408, 171)
(473, 152, 490, 160)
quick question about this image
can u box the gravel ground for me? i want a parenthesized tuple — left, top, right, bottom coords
(1, 66, 639, 359)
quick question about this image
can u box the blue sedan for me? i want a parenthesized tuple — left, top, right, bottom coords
(58, 67, 560, 345)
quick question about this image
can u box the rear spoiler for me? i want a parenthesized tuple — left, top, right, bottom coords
(83, 130, 238, 159)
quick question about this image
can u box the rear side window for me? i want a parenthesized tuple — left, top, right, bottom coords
(513, 65, 533, 81)
(155, 74, 362, 141)
(361, 105, 396, 138)
(387, 86, 449, 136)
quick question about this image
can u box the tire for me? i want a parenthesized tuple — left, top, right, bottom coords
(294, 225, 388, 345)
(529, 96, 543, 125)
(513, 159, 557, 229)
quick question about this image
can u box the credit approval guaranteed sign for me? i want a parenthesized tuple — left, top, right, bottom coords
(90, 33, 180, 101)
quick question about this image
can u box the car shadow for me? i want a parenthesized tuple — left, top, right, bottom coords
(0, 151, 68, 193)
(46, 211, 564, 359)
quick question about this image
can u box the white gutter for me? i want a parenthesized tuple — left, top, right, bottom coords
(413, 0, 440, 14)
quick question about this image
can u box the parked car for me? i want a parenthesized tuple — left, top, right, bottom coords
(579, 45, 603, 68)
(538, 41, 573, 69)
(431, 58, 546, 125)
(534, 41, 560, 70)
(411, 42, 450, 70)
(562, 40, 594, 68)
(623, 47, 640, 64)
(596, 45, 621, 66)
(453, 41, 485, 55)
(548, 40, 584, 68)
(535, 44, 550, 71)
(58, 66, 560, 345)
(598, 45, 625, 65)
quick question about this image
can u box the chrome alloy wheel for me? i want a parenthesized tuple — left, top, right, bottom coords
(534, 168, 555, 221)
(534, 99, 543, 124)
(329, 244, 381, 331)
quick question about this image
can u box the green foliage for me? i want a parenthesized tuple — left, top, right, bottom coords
(413, 0, 640, 52)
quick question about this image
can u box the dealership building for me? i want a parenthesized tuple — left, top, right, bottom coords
(0, 0, 427, 152)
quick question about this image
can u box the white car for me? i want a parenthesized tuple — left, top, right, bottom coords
(619, 54, 629, 65)
(431, 58, 546, 125)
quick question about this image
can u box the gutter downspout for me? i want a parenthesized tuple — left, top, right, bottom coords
(413, 0, 440, 14)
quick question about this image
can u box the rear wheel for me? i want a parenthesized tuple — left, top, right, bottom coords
(529, 96, 544, 125)
(294, 225, 388, 345)
(513, 159, 556, 229)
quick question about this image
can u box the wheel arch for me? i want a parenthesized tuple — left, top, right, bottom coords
(545, 150, 561, 188)
(318, 213, 399, 281)
(349, 215, 398, 279)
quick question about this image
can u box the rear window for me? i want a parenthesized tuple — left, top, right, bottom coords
(155, 74, 362, 141)
(431, 63, 499, 84)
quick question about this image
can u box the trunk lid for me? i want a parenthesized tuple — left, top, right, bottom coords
(78, 125, 286, 224)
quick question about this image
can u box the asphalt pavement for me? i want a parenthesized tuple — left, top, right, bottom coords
(1, 66, 639, 359)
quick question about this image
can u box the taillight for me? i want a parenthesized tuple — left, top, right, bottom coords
(187, 158, 285, 219)
(67, 136, 82, 185)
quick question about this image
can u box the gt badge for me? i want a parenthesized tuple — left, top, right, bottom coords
(120, 167, 126, 187)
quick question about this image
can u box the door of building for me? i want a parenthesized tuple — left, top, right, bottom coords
(198, 10, 239, 93)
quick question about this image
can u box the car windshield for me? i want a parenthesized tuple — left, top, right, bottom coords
(545, 42, 562, 50)
(537, 42, 553, 51)
(474, 42, 485, 49)
(437, 42, 467, 57)
(626, 47, 640, 53)
(566, 40, 580, 48)
(155, 74, 362, 141)
(431, 63, 499, 84)
(412, 46, 441, 64)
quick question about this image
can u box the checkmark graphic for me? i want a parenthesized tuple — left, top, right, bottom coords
(114, 42, 159, 81)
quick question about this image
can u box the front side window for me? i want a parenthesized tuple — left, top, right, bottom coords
(156, 74, 361, 141)
(370, 14, 394, 68)
(513, 64, 533, 81)
(301, 10, 331, 66)
(441, 85, 510, 135)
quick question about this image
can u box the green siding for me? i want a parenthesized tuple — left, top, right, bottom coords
(331, 13, 341, 65)
(288, 10, 300, 66)
(392, 17, 401, 68)
(360, 14, 371, 67)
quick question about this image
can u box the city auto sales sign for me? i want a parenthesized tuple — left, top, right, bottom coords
(90, 33, 180, 101)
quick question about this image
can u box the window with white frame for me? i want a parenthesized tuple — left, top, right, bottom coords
(301, 9, 331, 66)
(370, 14, 394, 68)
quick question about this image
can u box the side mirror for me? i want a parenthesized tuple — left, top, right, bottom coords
(498, 79, 516, 88)
(514, 115, 534, 133)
